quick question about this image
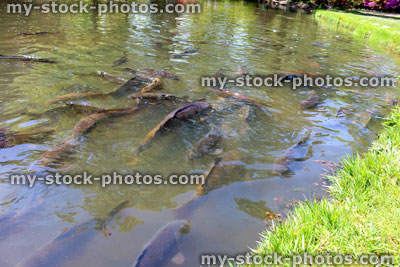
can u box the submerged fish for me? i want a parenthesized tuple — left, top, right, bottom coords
(0, 55, 55, 63)
(112, 52, 128, 66)
(96, 71, 126, 84)
(49, 75, 151, 103)
(27, 103, 105, 117)
(0, 127, 55, 149)
(0, 197, 44, 240)
(273, 131, 312, 175)
(137, 69, 180, 80)
(17, 32, 58, 36)
(234, 198, 275, 220)
(135, 102, 212, 155)
(299, 90, 320, 109)
(16, 201, 129, 267)
(73, 106, 143, 137)
(188, 128, 221, 159)
(196, 150, 247, 195)
(36, 138, 79, 168)
(132, 220, 190, 267)
(211, 89, 270, 108)
(171, 49, 198, 59)
(128, 93, 187, 103)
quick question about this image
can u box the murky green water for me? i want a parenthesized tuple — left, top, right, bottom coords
(1, 1, 400, 266)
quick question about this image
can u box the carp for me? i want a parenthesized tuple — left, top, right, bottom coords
(73, 106, 143, 137)
(137, 69, 180, 80)
(196, 150, 247, 195)
(126, 69, 180, 80)
(36, 138, 79, 168)
(0, 197, 44, 240)
(234, 198, 275, 220)
(16, 201, 129, 267)
(17, 32, 58, 36)
(27, 103, 105, 117)
(112, 52, 128, 66)
(128, 93, 187, 103)
(0, 55, 55, 63)
(211, 89, 270, 108)
(135, 102, 212, 155)
(299, 90, 320, 109)
(96, 71, 126, 84)
(171, 49, 198, 59)
(0, 127, 55, 149)
(48, 75, 151, 103)
(273, 131, 312, 175)
(188, 128, 221, 159)
(132, 220, 190, 267)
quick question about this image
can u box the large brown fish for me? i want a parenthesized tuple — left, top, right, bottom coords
(16, 201, 129, 267)
(96, 71, 126, 84)
(27, 103, 105, 117)
(299, 90, 320, 109)
(49, 75, 151, 103)
(112, 52, 128, 67)
(136, 102, 211, 155)
(36, 138, 79, 168)
(0, 197, 44, 240)
(128, 93, 187, 103)
(132, 220, 190, 267)
(136, 69, 180, 80)
(73, 106, 143, 137)
(234, 198, 275, 221)
(188, 128, 221, 159)
(211, 89, 270, 108)
(273, 131, 312, 175)
(196, 150, 247, 195)
(0, 127, 55, 149)
(0, 55, 55, 63)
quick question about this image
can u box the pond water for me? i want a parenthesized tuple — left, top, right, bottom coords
(1, 1, 400, 266)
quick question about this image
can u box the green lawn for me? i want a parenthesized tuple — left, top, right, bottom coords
(315, 10, 400, 55)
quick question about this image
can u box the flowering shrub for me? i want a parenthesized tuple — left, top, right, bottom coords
(384, 0, 400, 8)
(363, 0, 400, 9)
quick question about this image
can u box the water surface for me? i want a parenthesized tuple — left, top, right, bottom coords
(1, 1, 400, 266)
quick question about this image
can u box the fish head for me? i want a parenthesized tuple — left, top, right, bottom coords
(175, 220, 191, 239)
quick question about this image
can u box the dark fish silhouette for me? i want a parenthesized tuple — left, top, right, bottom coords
(16, 201, 129, 267)
(273, 131, 312, 175)
(0, 55, 55, 63)
(49, 75, 151, 103)
(188, 128, 221, 159)
(132, 220, 190, 267)
(112, 52, 128, 66)
(299, 90, 320, 109)
(211, 89, 270, 108)
(135, 102, 211, 155)
(0, 127, 55, 149)
(128, 93, 187, 103)
(17, 32, 58, 36)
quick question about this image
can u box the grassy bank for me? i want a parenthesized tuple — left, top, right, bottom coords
(249, 109, 400, 265)
(315, 10, 400, 55)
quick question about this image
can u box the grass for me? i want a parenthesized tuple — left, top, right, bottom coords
(315, 10, 400, 55)
(246, 109, 400, 266)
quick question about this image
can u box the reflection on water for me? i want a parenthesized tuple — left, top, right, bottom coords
(0, 1, 400, 266)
